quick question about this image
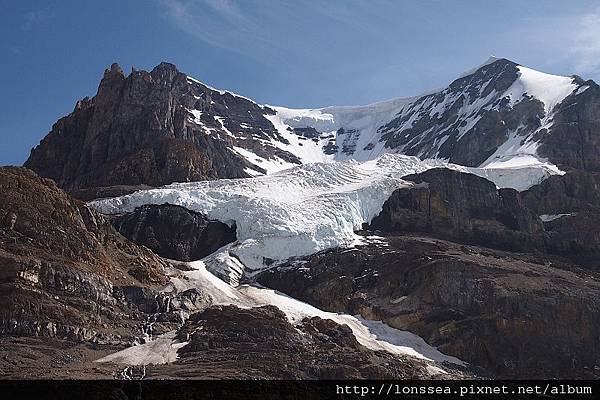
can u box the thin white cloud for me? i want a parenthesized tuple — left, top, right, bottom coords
(157, 1, 600, 106)
(203, 0, 245, 22)
(569, 8, 600, 76)
(159, 0, 277, 60)
(482, 7, 600, 82)
(21, 9, 55, 31)
(158, 0, 397, 67)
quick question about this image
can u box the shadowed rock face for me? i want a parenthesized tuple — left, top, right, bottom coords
(521, 169, 600, 214)
(149, 304, 457, 379)
(111, 204, 236, 261)
(366, 167, 600, 269)
(258, 236, 600, 379)
(519, 169, 600, 267)
(25, 64, 215, 191)
(367, 168, 544, 252)
(539, 80, 600, 172)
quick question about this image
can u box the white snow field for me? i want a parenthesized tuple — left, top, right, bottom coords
(97, 260, 465, 375)
(480, 66, 578, 170)
(91, 154, 558, 282)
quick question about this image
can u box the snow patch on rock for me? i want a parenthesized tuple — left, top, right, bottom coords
(97, 260, 464, 372)
(507, 66, 576, 114)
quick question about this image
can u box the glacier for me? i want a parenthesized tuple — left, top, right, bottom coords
(91, 154, 558, 282)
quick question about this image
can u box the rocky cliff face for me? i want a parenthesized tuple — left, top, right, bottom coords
(258, 236, 600, 379)
(518, 169, 600, 266)
(0, 167, 172, 345)
(538, 80, 600, 171)
(111, 204, 236, 261)
(521, 169, 600, 214)
(0, 167, 167, 285)
(368, 168, 544, 252)
(24, 63, 297, 194)
(2, 167, 449, 379)
(366, 168, 600, 269)
(244, 166, 600, 378)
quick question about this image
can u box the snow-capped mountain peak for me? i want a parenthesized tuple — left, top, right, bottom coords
(26, 58, 594, 195)
(455, 55, 504, 79)
(243, 57, 583, 175)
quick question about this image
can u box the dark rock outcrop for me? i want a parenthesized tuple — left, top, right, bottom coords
(367, 167, 600, 269)
(519, 169, 600, 266)
(111, 204, 236, 261)
(538, 79, 600, 171)
(258, 236, 600, 379)
(368, 168, 544, 252)
(521, 169, 600, 214)
(541, 212, 600, 266)
(69, 184, 153, 202)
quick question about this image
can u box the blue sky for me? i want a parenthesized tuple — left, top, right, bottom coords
(2, 0, 600, 165)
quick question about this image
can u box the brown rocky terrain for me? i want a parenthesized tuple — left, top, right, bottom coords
(258, 235, 600, 379)
(0, 167, 455, 380)
(0, 167, 167, 284)
(0, 337, 119, 379)
(2, 304, 461, 380)
(0, 166, 173, 345)
(146, 305, 461, 379)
